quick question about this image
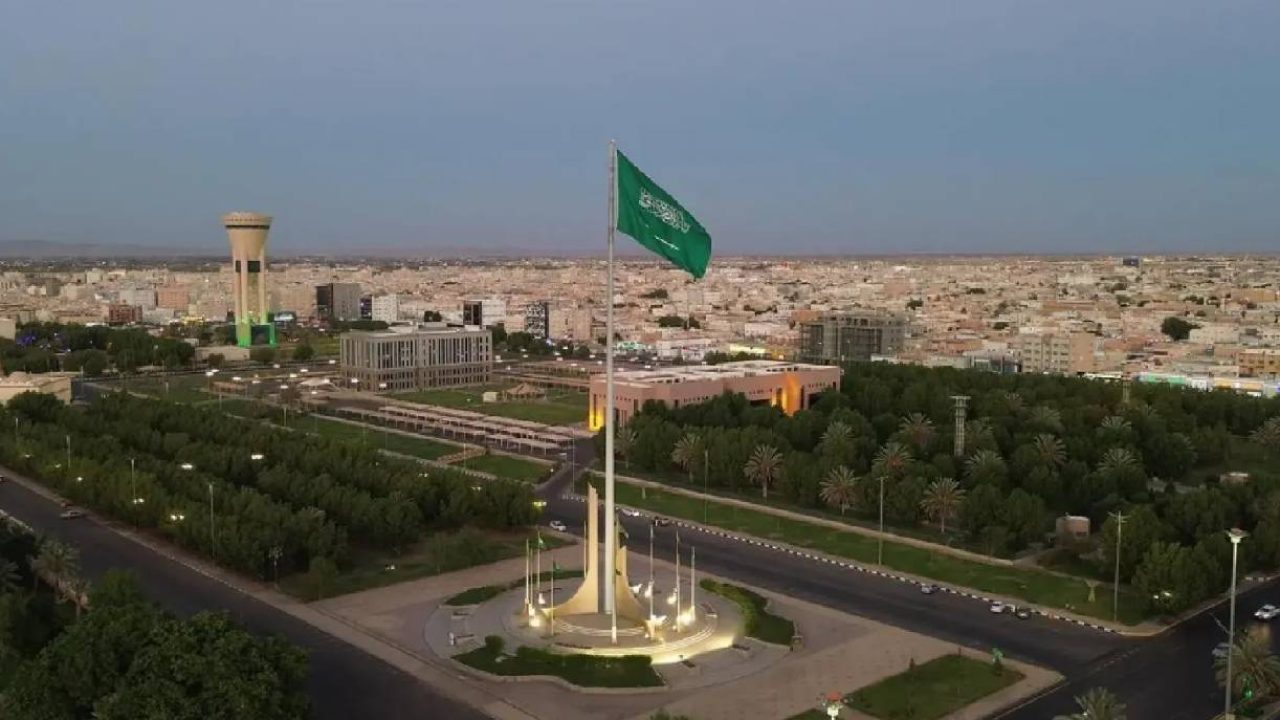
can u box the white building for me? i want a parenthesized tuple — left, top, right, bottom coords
(371, 294, 400, 324)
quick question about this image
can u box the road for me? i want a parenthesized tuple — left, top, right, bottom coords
(0, 474, 486, 720)
(539, 448, 1274, 719)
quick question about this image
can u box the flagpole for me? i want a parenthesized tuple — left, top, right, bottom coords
(605, 138, 618, 644)
(525, 539, 531, 612)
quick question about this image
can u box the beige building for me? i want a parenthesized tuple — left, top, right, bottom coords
(588, 360, 841, 429)
(798, 310, 907, 364)
(1012, 332, 1096, 375)
(340, 324, 492, 392)
(0, 372, 74, 405)
(1239, 348, 1280, 378)
(156, 283, 191, 310)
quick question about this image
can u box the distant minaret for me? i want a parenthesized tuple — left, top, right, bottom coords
(223, 212, 274, 348)
(952, 395, 970, 457)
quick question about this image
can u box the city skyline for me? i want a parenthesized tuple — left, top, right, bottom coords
(4, 1, 1279, 255)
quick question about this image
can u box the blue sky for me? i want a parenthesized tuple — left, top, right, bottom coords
(2, 1, 1278, 255)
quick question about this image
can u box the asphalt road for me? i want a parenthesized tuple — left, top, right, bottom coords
(0, 474, 487, 720)
(539, 454, 1279, 720)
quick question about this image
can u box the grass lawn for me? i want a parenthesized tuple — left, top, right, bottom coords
(392, 384, 586, 426)
(123, 374, 214, 404)
(455, 637, 663, 688)
(589, 478, 1148, 624)
(459, 454, 552, 483)
(700, 579, 795, 645)
(305, 416, 455, 460)
(789, 654, 1022, 720)
(1200, 437, 1279, 483)
(445, 568, 584, 606)
(280, 529, 566, 601)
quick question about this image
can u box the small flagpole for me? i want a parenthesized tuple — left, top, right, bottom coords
(690, 546, 696, 621)
(605, 138, 618, 644)
(674, 530, 681, 632)
(525, 539, 531, 611)
(549, 564, 556, 638)
(536, 534, 542, 612)
(648, 520, 655, 624)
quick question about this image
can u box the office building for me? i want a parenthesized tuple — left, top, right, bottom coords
(1240, 349, 1280, 378)
(1011, 332, 1097, 375)
(316, 282, 362, 322)
(588, 360, 840, 429)
(524, 300, 550, 339)
(462, 298, 506, 328)
(106, 303, 142, 325)
(156, 283, 191, 311)
(798, 310, 906, 364)
(371, 294, 400, 324)
(223, 211, 275, 347)
(340, 324, 492, 392)
(118, 286, 157, 309)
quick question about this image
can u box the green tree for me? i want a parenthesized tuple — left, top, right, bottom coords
(1100, 506, 1167, 583)
(872, 442, 913, 479)
(291, 343, 315, 362)
(249, 346, 277, 365)
(1161, 316, 1198, 341)
(0, 557, 20, 595)
(819, 466, 858, 516)
(743, 445, 783, 500)
(1214, 626, 1280, 706)
(897, 413, 935, 454)
(615, 426, 637, 469)
(670, 433, 703, 482)
(920, 477, 965, 536)
(1033, 434, 1067, 467)
(1053, 687, 1126, 720)
(965, 449, 1007, 488)
(205, 353, 225, 369)
(30, 540, 78, 595)
(305, 556, 338, 601)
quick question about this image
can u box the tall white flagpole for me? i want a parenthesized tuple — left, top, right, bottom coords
(605, 138, 618, 644)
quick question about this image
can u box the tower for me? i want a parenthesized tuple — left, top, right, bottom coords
(223, 212, 275, 347)
(952, 395, 969, 457)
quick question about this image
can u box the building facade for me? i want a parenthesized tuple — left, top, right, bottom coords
(156, 283, 191, 310)
(588, 360, 841, 429)
(371, 294, 400, 324)
(524, 300, 550, 339)
(1011, 332, 1096, 375)
(106, 303, 142, 325)
(798, 310, 906, 364)
(340, 324, 493, 392)
(316, 282, 362, 322)
(1240, 348, 1280, 378)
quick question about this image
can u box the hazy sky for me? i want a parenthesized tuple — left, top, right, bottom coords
(3, 1, 1278, 255)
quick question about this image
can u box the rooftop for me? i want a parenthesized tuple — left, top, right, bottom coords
(608, 359, 835, 386)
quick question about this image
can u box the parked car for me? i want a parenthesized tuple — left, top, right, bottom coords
(1255, 604, 1280, 621)
(919, 583, 938, 595)
(1212, 642, 1232, 660)
(1014, 607, 1032, 620)
(989, 602, 1007, 614)
(59, 509, 85, 520)
(620, 507, 641, 518)
(653, 517, 671, 527)
(0, 474, 7, 483)
(548, 520, 567, 532)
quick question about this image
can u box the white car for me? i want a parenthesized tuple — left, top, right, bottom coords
(1212, 642, 1231, 660)
(989, 602, 1008, 614)
(919, 583, 938, 595)
(1255, 604, 1280, 621)
(59, 509, 86, 520)
(548, 520, 567, 532)
(620, 508, 641, 518)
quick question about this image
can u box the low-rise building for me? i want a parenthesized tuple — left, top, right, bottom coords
(588, 360, 840, 428)
(106, 303, 142, 325)
(0, 372, 75, 404)
(797, 310, 906, 364)
(340, 324, 492, 392)
(1240, 348, 1280, 378)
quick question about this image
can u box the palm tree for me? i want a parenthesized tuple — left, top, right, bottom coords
(0, 558, 20, 595)
(819, 466, 859, 515)
(873, 442, 913, 478)
(1251, 417, 1280, 456)
(1214, 626, 1280, 705)
(66, 574, 90, 619)
(30, 539, 79, 594)
(1034, 433, 1067, 467)
(820, 421, 853, 456)
(743, 445, 783, 500)
(616, 426, 637, 469)
(966, 449, 1006, 484)
(1000, 390, 1024, 414)
(1098, 447, 1140, 476)
(920, 478, 965, 535)
(670, 433, 702, 482)
(1053, 687, 1126, 720)
(965, 418, 997, 452)
(898, 413, 935, 453)
(1028, 406, 1063, 434)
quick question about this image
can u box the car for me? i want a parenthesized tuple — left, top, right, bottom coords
(0, 474, 7, 483)
(59, 509, 85, 520)
(548, 520, 567, 532)
(653, 517, 671, 527)
(989, 602, 1007, 614)
(1212, 642, 1231, 660)
(620, 508, 641, 518)
(1255, 604, 1280, 621)
(919, 583, 938, 595)
(1014, 607, 1032, 620)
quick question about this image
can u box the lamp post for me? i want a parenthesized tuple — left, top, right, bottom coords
(1225, 527, 1248, 720)
(129, 458, 137, 525)
(703, 448, 709, 524)
(1109, 511, 1126, 622)
(877, 475, 886, 566)
(65, 435, 71, 475)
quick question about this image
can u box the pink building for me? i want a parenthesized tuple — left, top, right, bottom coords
(588, 360, 841, 429)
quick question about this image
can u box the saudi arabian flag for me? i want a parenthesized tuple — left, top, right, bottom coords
(615, 149, 712, 279)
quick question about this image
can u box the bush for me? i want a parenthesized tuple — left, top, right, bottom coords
(483, 634, 505, 654)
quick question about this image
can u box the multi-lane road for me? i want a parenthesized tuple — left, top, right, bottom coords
(3, 435, 1274, 720)
(0, 473, 487, 720)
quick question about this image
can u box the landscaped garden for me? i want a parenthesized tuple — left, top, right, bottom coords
(454, 635, 663, 688)
(699, 579, 795, 645)
(393, 384, 586, 425)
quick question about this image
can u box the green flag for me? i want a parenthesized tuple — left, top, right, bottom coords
(615, 149, 712, 279)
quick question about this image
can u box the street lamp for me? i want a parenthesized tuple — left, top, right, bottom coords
(877, 475, 886, 566)
(1109, 511, 1127, 622)
(1225, 527, 1248, 720)
(250, 453, 265, 461)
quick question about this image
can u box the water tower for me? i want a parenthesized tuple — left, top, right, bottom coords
(223, 212, 275, 348)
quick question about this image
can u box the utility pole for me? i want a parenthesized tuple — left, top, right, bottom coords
(65, 435, 71, 474)
(129, 458, 137, 525)
(878, 475, 886, 566)
(1225, 528, 1248, 720)
(209, 482, 216, 558)
(1109, 511, 1126, 622)
(703, 448, 709, 523)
